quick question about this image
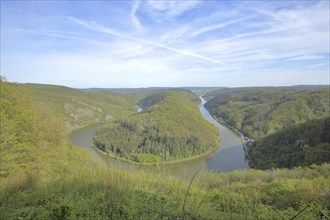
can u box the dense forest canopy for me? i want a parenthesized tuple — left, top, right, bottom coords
(93, 90, 220, 162)
(204, 87, 330, 170)
(204, 85, 329, 101)
(204, 88, 330, 139)
(249, 117, 330, 169)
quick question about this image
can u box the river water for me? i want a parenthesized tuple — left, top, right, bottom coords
(69, 97, 249, 177)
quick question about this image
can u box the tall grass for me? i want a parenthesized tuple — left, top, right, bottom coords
(1, 164, 329, 219)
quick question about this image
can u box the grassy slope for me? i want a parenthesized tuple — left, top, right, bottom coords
(248, 117, 330, 169)
(204, 88, 329, 139)
(0, 81, 103, 179)
(93, 90, 220, 162)
(21, 83, 144, 130)
(1, 164, 329, 219)
(1, 81, 329, 219)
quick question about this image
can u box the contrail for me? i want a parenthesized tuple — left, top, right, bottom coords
(69, 17, 226, 65)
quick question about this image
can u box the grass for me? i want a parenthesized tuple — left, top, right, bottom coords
(1, 163, 329, 219)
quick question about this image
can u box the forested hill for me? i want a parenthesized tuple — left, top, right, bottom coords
(204, 88, 329, 139)
(93, 90, 220, 163)
(248, 117, 330, 169)
(137, 90, 168, 109)
(17, 83, 144, 130)
(204, 85, 329, 100)
(84, 86, 223, 94)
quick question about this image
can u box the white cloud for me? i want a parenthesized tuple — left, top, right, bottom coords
(145, 0, 200, 20)
(254, 1, 329, 32)
(307, 63, 327, 68)
(188, 2, 329, 65)
(289, 55, 327, 61)
(131, 1, 142, 31)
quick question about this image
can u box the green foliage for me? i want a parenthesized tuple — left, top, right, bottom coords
(137, 91, 166, 108)
(248, 117, 330, 169)
(1, 164, 329, 219)
(1, 82, 65, 177)
(204, 87, 329, 169)
(205, 88, 329, 139)
(20, 83, 144, 130)
(134, 153, 162, 163)
(93, 90, 220, 162)
(0, 82, 104, 178)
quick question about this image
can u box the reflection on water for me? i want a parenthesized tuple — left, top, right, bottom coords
(69, 97, 249, 178)
(199, 97, 250, 172)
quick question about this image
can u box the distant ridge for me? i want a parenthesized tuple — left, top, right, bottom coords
(81, 87, 226, 93)
(82, 85, 328, 94)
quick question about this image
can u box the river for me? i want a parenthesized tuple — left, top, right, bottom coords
(69, 96, 249, 178)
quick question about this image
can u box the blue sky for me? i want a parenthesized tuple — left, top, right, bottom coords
(1, 0, 329, 88)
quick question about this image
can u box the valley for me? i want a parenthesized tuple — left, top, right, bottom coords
(69, 96, 249, 177)
(1, 80, 329, 219)
(204, 86, 330, 170)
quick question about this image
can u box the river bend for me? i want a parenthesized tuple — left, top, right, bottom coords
(69, 96, 249, 177)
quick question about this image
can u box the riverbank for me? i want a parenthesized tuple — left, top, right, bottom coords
(67, 122, 106, 146)
(208, 115, 255, 168)
(67, 121, 107, 133)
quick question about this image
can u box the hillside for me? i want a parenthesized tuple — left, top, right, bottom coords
(1, 79, 329, 219)
(248, 117, 330, 169)
(19, 83, 144, 130)
(204, 88, 329, 139)
(0, 80, 103, 179)
(204, 85, 329, 100)
(2, 163, 330, 219)
(93, 90, 220, 162)
(84, 86, 223, 95)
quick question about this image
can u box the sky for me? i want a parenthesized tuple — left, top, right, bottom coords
(1, 0, 329, 88)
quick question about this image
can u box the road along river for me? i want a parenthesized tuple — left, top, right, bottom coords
(69, 96, 249, 178)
